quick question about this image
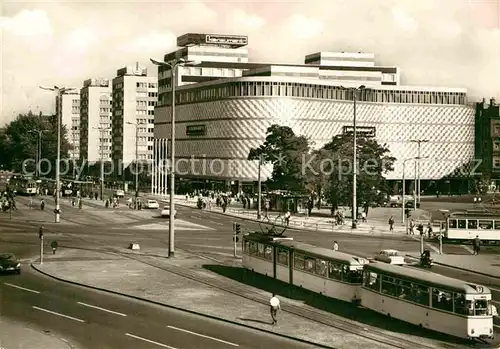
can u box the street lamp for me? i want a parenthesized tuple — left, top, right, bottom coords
(28, 129, 44, 178)
(126, 121, 139, 205)
(409, 139, 429, 206)
(93, 126, 112, 201)
(39, 86, 75, 223)
(402, 157, 418, 227)
(340, 85, 367, 228)
(150, 57, 199, 257)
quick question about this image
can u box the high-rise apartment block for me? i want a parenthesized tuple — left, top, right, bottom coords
(112, 63, 158, 168)
(79, 78, 112, 163)
(56, 91, 80, 160)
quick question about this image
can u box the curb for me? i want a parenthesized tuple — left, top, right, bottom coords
(175, 202, 409, 236)
(30, 263, 335, 349)
(405, 254, 500, 279)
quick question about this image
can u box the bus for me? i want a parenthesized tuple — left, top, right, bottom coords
(361, 262, 494, 339)
(242, 233, 367, 303)
(444, 211, 500, 244)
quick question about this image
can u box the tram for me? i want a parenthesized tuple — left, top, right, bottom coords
(242, 233, 368, 303)
(9, 176, 37, 195)
(361, 263, 494, 339)
(444, 211, 500, 244)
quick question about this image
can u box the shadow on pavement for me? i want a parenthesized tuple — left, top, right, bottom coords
(203, 264, 470, 347)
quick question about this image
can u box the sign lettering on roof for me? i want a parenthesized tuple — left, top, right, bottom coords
(343, 126, 376, 138)
(205, 34, 247, 45)
(186, 124, 207, 136)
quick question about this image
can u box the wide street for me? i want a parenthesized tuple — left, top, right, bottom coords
(2, 193, 500, 347)
(0, 244, 318, 349)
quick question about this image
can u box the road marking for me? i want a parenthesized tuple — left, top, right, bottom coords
(32, 306, 85, 323)
(125, 333, 177, 348)
(208, 220, 223, 225)
(460, 244, 474, 254)
(77, 302, 127, 317)
(167, 325, 239, 346)
(4, 283, 40, 294)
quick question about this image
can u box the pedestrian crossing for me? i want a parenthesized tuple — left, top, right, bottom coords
(130, 220, 214, 231)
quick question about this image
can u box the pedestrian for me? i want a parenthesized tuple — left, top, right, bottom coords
(388, 216, 394, 231)
(427, 222, 433, 239)
(473, 235, 481, 255)
(284, 211, 291, 226)
(361, 211, 367, 222)
(409, 219, 415, 235)
(333, 241, 339, 251)
(270, 293, 280, 324)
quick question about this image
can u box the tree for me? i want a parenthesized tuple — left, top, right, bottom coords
(248, 125, 311, 194)
(0, 111, 72, 176)
(318, 134, 396, 216)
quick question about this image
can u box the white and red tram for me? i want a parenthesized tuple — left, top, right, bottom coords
(242, 233, 367, 303)
(361, 263, 494, 340)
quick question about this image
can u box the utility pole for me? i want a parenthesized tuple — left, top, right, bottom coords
(150, 57, 199, 258)
(94, 127, 111, 200)
(257, 154, 262, 220)
(410, 139, 429, 207)
(40, 86, 75, 223)
(126, 121, 139, 207)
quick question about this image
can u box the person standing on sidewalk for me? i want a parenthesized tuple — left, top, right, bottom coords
(270, 293, 280, 324)
(333, 241, 339, 251)
(409, 219, 415, 235)
(388, 216, 394, 232)
(473, 235, 481, 255)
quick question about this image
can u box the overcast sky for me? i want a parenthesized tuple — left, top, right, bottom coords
(1, 0, 499, 125)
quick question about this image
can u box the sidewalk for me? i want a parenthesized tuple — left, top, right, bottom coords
(407, 253, 500, 278)
(32, 247, 470, 349)
(0, 316, 75, 349)
(161, 195, 432, 236)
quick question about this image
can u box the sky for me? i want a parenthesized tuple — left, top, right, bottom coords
(1, 0, 499, 125)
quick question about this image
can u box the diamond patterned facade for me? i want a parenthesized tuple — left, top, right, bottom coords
(155, 98, 475, 181)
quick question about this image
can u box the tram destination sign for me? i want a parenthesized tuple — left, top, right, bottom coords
(342, 126, 376, 138)
(186, 124, 207, 136)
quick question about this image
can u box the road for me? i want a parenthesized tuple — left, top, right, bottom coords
(4, 194, 500, 338)
(0, 240, 319, 349)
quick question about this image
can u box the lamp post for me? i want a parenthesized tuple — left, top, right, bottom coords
(340, 85, 367, 228)
(402, 157, 418, 228)
(150, 57, 199, 257)
(39, 86, 75, 223)
(126, 121, 139, 205)
(93, 126, 111, 200)
(410, 139, 429, 207)
(257, 154, 263, 220)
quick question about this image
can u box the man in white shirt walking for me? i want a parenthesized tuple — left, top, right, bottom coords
(270, 293, 280, 324)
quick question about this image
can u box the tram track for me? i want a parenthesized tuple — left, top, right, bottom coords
(8, 198, 479, 348)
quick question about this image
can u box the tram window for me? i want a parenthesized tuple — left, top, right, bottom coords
(409, 283, 430, 306)
(448, 220, 457, 228)
(304, 257, 315, 273)
(294, 253, 305, 270)
(495, 221, 500, 229)
(250, 242, 258, 255)
(243, 241, 250, 253)
(264, 246, 273, 261)
(277, 248, 288, 266)
(381, 275, 398, 296)
(257, 243, 265, 258)
(479, 220, 493, 229)
(467, 220, 478, 229)
(328, 262, 342, 280)
(344, 267, 363, 284)
(431, 288, 453, 312)
(364, 271, 380, 291)
(453, 293, 467, 315)
(315, 259, 327, 277)
(474, 300, 490, 316)
(458, 220, 466, 229)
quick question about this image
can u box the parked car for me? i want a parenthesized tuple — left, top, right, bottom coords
(374, 249, 406, 265)
(114, 190, 125, 198)
(161, 206, 177, 218)
(0, 253, 21, 274)
(144, 200, 159, 209)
